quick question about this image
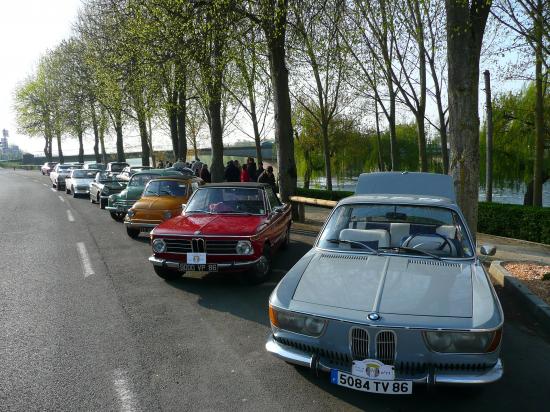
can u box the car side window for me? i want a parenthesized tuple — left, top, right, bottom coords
(266, 187, 281, 210)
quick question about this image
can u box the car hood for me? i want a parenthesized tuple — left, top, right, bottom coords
(154, 213, 265, 237)
(133, 196, 187, 211)
(292, 253, 472, 318)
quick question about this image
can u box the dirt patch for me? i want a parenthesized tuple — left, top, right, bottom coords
(504, 262, 550, 305)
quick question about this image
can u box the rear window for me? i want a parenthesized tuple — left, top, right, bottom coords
(110, 163, 128, 172)
(128, 173, 156, 187)
(144, 180, 188, 197)
(73, 170, 97, 178)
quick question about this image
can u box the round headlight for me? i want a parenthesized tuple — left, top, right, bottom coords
(163, 211, 172, 220)
(236, 240, 253, 255)
(152, 238, 166, 253)
(424, 330, 498, 353)
(127, 209, 135, 218)
(103, 187, 110, 194)
(304, 317, 326, 335)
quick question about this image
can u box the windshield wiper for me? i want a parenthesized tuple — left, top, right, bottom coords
(185, 209, 211, 214)
(378, 246, 442, 260)
(326, 238, 379, 255)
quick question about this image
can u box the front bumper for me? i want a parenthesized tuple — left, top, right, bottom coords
(265, 335, 503, 385)
(74, 188, 90, 194)
(124, 221, 158, 230)
(148, 255, 261, 270)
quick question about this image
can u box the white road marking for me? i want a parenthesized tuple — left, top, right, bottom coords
(58, 196, 65, 203)
(67, 209, 75, 222)
(113, 369, 138, 412)
(50, 188, 57, 192)
(76, 242, 94, 277)
(43, 183, 48, 187)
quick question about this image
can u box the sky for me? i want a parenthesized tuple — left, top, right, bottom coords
(0, 1, 528, 158)
(0, 0, 82, 155)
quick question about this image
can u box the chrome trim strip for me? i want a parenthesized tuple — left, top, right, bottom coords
(434, 359, 503, 385)
(148, 255, 260, 269)
(125, 222, 158, 228)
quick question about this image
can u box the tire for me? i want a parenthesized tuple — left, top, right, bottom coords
(126, 226, 140, 239)
(153, 266, 182, 281)
(52, 181, 55, 188)
(100, 197, 106, 210)
(280, 225, 291, 250)
(72, 188, 77, 198)
(109, 211, 126, 222)
(56, 182, 62, 191)
(65, 186, 70, 194)
(244, 245, 272, 285)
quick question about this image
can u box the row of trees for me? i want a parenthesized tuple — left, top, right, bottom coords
(12, 0, 549, 232)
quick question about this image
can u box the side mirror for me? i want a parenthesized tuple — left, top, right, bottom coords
(272, 205, 283, 214)
(480, 244, 496, 256)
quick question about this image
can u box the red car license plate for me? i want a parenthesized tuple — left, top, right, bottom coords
(178, 263, 218, 272)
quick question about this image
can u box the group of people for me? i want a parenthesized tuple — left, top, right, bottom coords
(156, 156, 276, 191)
(224, 157, 276, 191)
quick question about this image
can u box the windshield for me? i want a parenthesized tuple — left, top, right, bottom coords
(110, 163, 128, 172)
(58, 165, 71, 171)
(143, 180, 188, 197)
(72, 170, 97, 178)
(128, 173, 155, 187)
(317, 203, 473, 259)
(186, 187, 266, 215)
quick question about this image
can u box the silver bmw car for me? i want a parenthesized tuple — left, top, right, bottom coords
(266, 172, 503, 395)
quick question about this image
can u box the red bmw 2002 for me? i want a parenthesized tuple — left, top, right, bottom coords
(148, 182, 291, 284)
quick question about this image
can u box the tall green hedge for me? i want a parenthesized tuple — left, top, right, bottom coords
(477, 202, 550, 244)
(295, 188, 550, 244)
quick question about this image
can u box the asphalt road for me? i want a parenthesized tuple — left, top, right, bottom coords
(1, 168, 550, 412)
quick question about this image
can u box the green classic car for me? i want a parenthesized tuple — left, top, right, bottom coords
(106, 169, 185, 221)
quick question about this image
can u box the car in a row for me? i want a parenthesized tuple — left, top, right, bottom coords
(44, 166, 504, 395)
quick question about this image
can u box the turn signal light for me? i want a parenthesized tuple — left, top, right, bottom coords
(269, 305, 279, 327)
(487, 328, 503, 352)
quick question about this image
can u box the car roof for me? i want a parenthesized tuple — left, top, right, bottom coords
(148, 175, 201, 182)
(355, 172, 456, 202)
(202, 182, 270, 189)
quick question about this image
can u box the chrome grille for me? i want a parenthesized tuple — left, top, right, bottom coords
(165, 239, 192, 253)
(376, 331, 396, 365)
(350, 328, 369, 360)
(163, 238, 239, 255)
(206, 240, 238, 254)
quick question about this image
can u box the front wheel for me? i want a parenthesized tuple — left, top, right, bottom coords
(126, 226, 140, 239)
(56, 182, 62, 191)
(153, 266, 182, 281)
(109, 211, 126, 222)
(72, 188, 77, 198)
(244, 246, 271, 285)
(100, 197, 106, 209)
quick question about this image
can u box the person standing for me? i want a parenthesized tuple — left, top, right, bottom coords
(241, 164, 250, 182)
(173, 158, 186, 171)
(257, 161, 264, 177)
(247, 157, 257, 181)
(157, 160, 164, 169)
(224, 160, 240, 182)
(258, 165, 276, 192)
(200, 164, 211, 183)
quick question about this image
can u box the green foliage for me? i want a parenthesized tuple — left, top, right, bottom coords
(477, 202, 550, 244)
(480, 83, 550, 187)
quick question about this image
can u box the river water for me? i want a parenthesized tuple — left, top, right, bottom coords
(303, 178, 550, 207)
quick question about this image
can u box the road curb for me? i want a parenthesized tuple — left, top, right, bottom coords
(489, 260, 550, 332)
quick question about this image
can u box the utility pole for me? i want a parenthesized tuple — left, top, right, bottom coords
(484, 70, 493, 202)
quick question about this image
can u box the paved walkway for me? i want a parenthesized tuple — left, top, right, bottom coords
(300, 205, 550, 264)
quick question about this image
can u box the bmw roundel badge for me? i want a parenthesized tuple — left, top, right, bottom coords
(368, 313, 380, 321)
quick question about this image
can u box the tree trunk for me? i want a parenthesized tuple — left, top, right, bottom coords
(99, 126, 107, 164)
(137, 109, 151, 166)
(177, 74, 187, 161)
(147, 115, 156, 167)
(249, 95, 263, 164)
(114, 109, 125, 162)
(374, 100, 384, 171)
(91, 103, 101, 163)
(445, 0, 491, 239)
(267, 18, 297, 202)
(208, 97, 224, 182)
(416, 115, 428, 172)
(415, 0, 428, 172)
(532, 0, 544, 207)
(388, 83, 399, 171)
(56, 129, 64, 164)
(484, 70, 493, 202)
(77, 130, 84, 164)
(321, 123, 332, 191)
